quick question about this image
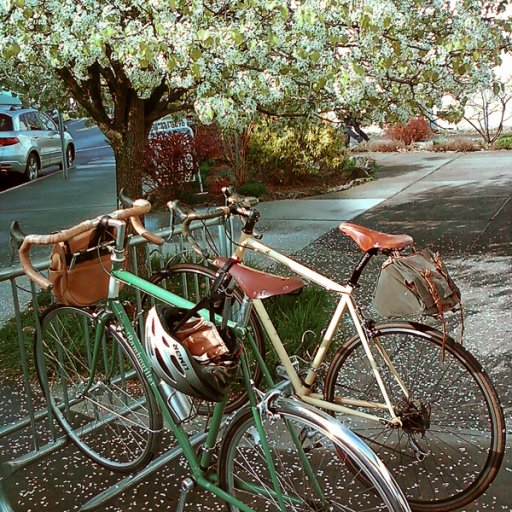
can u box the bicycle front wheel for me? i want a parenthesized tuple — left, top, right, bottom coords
(35, 305, 162, 473)
(324, 322, 506, 512)
(219, 398, 410, 511)
(142, 263, 265, 413)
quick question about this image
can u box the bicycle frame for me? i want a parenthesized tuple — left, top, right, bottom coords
(95, 219, 324, 511)
(231, 231, 407, 427)
(14, 203, 413, 511)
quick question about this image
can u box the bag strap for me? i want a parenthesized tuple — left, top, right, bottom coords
(432, 252, 461, 300)
(422, 264, 464, 361)
(62, 215, 111, 257)
(88, 215, 112, 249)
(432, 252, 465, 348)
(172, 259, 238, 332)
(423, 269, 448, 359)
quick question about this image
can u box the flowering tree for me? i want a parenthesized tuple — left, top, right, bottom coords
(0, 0, 509, 196)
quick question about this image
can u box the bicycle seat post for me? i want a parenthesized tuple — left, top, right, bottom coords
(347, 249, 377, 288)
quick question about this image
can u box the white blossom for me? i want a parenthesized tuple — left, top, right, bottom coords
(0, 0, 508, 127)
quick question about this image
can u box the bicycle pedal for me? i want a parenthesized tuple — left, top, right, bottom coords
(175, 477, 195, 512)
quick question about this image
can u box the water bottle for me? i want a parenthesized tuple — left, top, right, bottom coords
(158, 380, 194, 424)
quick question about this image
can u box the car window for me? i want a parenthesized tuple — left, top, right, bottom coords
(25, 112, 43, 130)
(0, 114, 13, 131)
(18, 114, 29, 131)
(38, 112, 58, 131)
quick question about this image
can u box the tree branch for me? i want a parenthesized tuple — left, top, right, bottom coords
(56, 65, 111, 128)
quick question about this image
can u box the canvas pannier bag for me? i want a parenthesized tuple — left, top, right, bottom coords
(373, 248, 461, 319)
(49, 219, 122, 307)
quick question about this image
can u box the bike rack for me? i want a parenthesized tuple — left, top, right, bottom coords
(0, 215, 235, 510)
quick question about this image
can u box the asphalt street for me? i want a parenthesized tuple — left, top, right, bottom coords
(0, 120, 117, 322)
(0, 137, 511, 510)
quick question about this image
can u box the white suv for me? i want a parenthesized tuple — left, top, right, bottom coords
(0, 107, 75, 181)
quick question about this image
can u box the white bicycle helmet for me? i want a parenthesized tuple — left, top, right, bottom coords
(145, 305, 240, 402)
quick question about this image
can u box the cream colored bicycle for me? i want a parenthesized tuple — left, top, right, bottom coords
(145, 190, 506, 512)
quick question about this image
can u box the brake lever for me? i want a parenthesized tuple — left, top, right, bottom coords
(253, 229, 263, 240)
(9, 220, 26, 263)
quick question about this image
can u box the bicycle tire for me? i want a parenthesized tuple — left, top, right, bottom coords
(35, 305, 163, 473)
(218, 397, 411, 511)
(324, 322, 506, 512)
(141, 263, 265, 414)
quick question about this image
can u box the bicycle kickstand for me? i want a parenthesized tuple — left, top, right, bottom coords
(175, 477, 195, 512)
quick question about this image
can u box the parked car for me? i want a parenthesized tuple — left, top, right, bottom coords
(0, 107, 75, 181)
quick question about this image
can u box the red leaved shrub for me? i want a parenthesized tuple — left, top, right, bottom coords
(193, 124, 223, 162)
(143, 124, 226, 204)
(208, 176, 231, 194)
(143, 132, 197, 204)
(385, 117, 432, 146)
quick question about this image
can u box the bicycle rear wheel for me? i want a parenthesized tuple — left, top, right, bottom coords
(35, 305, 162, 473)
(324, 322, 506, 512)
(142, 263, 265, 413)
(219, 398, 411, 511)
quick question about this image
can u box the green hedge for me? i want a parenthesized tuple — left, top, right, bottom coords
(495, 134, 512, 150)
(248, 120, 347, 185)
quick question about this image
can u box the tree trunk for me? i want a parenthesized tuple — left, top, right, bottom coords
(106, 95, 150, 278)
(110, 94, 147, 199)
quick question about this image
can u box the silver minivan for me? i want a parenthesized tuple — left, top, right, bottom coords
(0, 108, 75, 181)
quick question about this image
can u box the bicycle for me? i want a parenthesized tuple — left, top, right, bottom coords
(10, 198, 411, 511)
(144, 190, 506, 512)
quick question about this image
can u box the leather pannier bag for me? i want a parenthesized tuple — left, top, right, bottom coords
(49, 220, 122, 307)
(373, 248, 461, 319)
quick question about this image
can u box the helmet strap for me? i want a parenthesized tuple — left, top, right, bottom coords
(173, 258, 238, 333)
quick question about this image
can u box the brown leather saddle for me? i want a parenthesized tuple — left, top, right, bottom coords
(211, 257, 307, 300)
(339, 223, 414, 252)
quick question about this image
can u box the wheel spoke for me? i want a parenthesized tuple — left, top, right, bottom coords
(220, 408, 404, 511)
(36, 306, 162, 472)
(326, 324, 505, 510)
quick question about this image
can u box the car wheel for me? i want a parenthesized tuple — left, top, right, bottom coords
(24, 153, 40, 182)
(60, 145, 74, 169)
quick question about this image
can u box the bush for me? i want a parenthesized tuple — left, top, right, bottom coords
(237, 182, 268, 198)
(193, 124, 223, 162)
(143, 132, 198, 205)
(432, 137, 481, 152)
(354, 140, 404, 153)
(494, 134, 512, 150)
(208, 176, 231, 194)
(143, 124, 224, 205)
(385, 117, 433, 146)
(247, 120, 348, 185)
(341, 156, 378, 178)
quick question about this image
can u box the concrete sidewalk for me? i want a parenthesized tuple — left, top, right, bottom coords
(292, 150, 512, 512)
(254, 151, 475, 253)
